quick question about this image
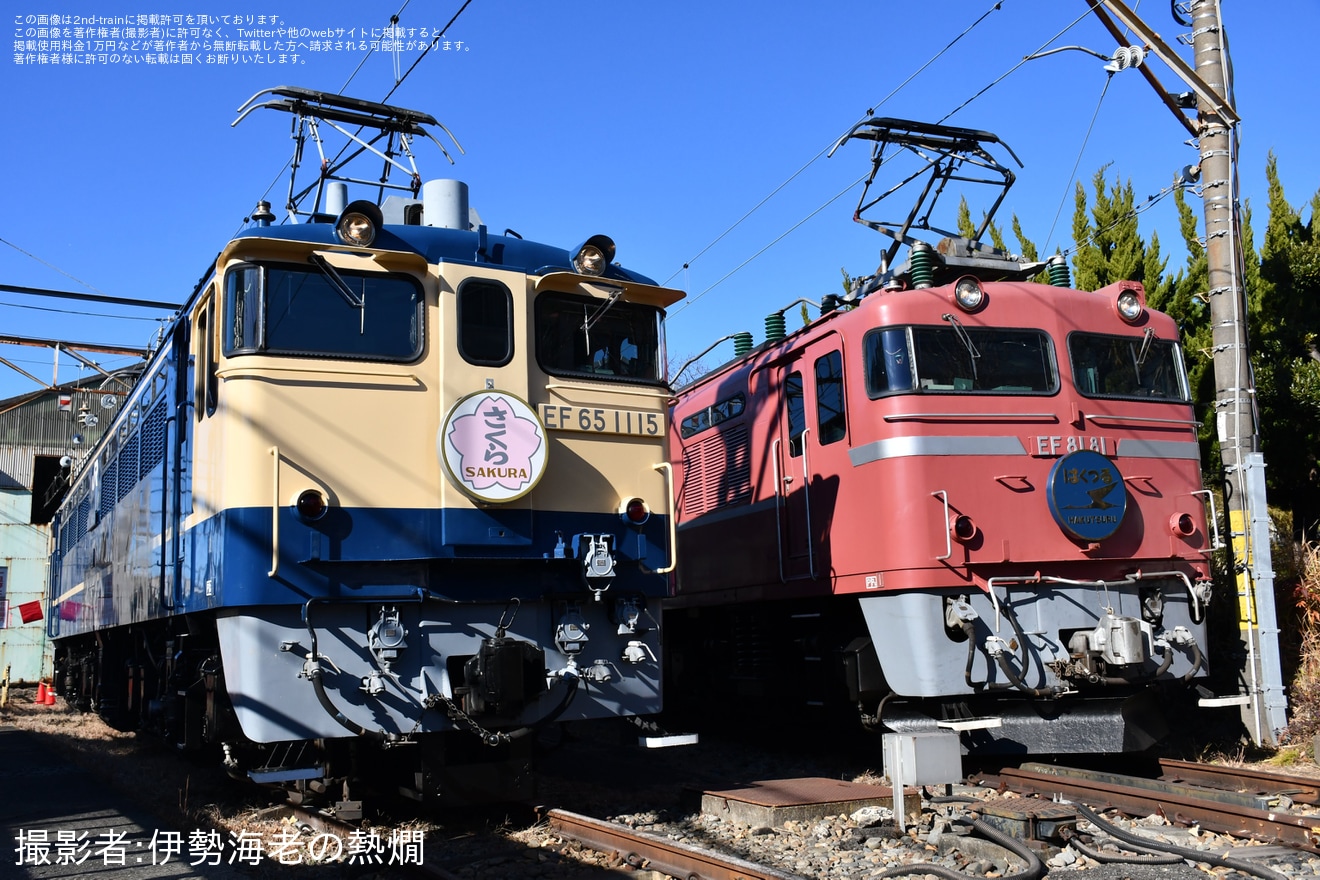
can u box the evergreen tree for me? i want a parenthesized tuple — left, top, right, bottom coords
(1010, 214, 1053, 285)
(1253, 153, 1320, 534)
(1011, 215, 1041, 263)
(956, 197, 977, 240)
(1070, 165, 1167, 292)
(956, 195, 1010, 250)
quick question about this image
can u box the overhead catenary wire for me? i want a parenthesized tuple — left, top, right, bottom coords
(378, 0, 474, 106)
(320, 0, 476, 173)
(0, 352, 143, 372)
(670, 2, 1115, 325)
(1062, 181, 1182, 260)
(670, 5, 1182, 295)
(244, 0, 475, 224)
(1042, 0, 1152, 254)
(337, 0, 416, 95)
(668, 173, 870, 318)
(662, 0, 1008, 288)
(938, 1, 1108, 125)
(0, 237, 116, 300)
(1044, 74, 1114, 253)
(0, 237, 174, 393)
(0, 301, 166, 324)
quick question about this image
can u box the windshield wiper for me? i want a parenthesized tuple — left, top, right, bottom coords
(941, 313, 980, 382)
(582, 288, 624, 335)
(580, 288, 626, 364)
(1135, 326, 1156, 367)
(308, 253, 365, 309)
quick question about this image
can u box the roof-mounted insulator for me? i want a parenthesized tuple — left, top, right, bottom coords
(910, 242, 936, 289)
(1047, 255, 1072, 288)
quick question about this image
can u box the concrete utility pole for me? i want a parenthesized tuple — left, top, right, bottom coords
(1092, 0, 1286, 744)
(1192, 0, 1287, 747)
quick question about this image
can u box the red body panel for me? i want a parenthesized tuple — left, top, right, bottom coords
(671, 280, 1209, 604)
(665, 277, 1212, 754)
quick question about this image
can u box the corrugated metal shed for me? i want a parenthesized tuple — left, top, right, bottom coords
(1, 379, 123, 682)
(0, 381, 121, 489)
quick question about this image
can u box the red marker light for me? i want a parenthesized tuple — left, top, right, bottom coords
(295, 489, 328, 521)
(1170, 512, 1195, 537)
(623, 498, 650, 525)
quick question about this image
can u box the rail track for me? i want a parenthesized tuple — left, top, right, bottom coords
(281, 801, 811, 880)
(296, 756, 1320, 878)
(1157, 757, 1320, 807)
(972, 760, 1320, 853)
(544, 808, 811, 880)
(11, 690, 1320, 879)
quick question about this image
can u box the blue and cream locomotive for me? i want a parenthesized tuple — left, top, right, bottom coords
(48, 88, 682, 803)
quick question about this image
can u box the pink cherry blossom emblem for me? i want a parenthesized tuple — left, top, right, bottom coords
(443, 393, 546, 500)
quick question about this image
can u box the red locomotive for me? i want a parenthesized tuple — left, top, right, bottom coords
(665, 120, 1214, 753)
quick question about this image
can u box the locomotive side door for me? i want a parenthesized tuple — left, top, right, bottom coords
(775, 360, 813, 581)
(773, 335, 846, 584)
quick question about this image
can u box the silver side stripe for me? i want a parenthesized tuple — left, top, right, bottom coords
(848, 435, 1202, 466)
(1117, 439, 1202, 460)
(849, 436, 1027, 466)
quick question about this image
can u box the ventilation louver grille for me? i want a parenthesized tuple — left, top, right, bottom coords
(680, 425, 751, 518)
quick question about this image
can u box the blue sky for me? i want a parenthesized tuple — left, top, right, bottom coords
(3, 0, 1317, 403)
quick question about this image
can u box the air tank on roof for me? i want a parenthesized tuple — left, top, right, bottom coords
(424, 179, 470, 231)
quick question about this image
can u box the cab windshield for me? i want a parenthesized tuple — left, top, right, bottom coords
(864, 325, 1056, 396)
(224, 262, 423, 361)
(535, 291, 665, 384)
(1069, 332, 1189, 401)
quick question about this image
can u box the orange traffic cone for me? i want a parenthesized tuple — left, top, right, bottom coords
(43, 685, 56, 705)
(35, 681, 48, 703)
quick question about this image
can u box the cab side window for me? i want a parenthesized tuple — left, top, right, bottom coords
(786, 371, 805, 457)
(457, 280, 513, 366)
(814, 350, 846, 444)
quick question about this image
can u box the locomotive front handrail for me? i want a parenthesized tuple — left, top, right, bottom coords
(884, 412, 1059, 422)
(932, 490, 952, 561)
(544, 381, 671, 401)
(269, 446, 280, 578)
(1191, 489, 1226, 553)
(772, 437, 786, 584)
(641, 463, 677, 575)
(801, 429, 817, 581)
(217, 365, 424, 386)
(1082, 413, 1202, 427)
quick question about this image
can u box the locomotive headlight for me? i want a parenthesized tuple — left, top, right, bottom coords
(335, 200, 383, 247)
(952, 276, 985, 311)
(1116, 290, 1144, 323)
(620, 497, 650, 526)
(293, 488, 329, 522)
(338, 214, 376, 246)
(572, 234, 616, 276)
(1169, 512, 1196, 537)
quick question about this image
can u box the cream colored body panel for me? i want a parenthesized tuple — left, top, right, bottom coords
(187, 247, 676, 527)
